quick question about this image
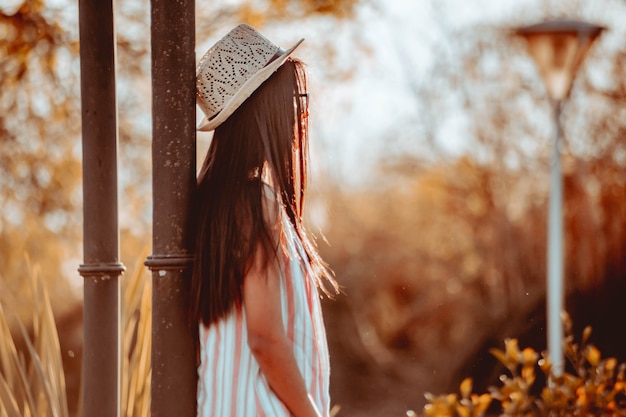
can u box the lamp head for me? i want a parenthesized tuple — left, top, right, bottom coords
(515, 20, 605, 101)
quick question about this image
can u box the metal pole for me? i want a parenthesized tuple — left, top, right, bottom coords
(77, 0, 124, 415)
(146, 0, 197, 415)
(547, 100, 564, 376)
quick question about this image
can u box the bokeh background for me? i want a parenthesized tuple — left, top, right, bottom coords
(1, 0, 625, 416)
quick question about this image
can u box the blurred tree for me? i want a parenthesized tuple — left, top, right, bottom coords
(317, 2, 626, 415)
(0, 0, 81, 323)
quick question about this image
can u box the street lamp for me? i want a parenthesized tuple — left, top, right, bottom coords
(515, 20, 604, 376)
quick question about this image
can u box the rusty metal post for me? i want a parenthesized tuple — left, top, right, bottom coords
(146, 0, 197, 415)
(77, 0, 124, 415)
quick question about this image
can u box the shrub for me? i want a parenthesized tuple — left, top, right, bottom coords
(416, 313, 626, 417)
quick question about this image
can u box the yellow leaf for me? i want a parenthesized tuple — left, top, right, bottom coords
(541, 387, 553, 404)
(586, 345, 601, 367)
(521, 366, 535, 385)
(456, 405, 470, 417)
(505, 338, 520, 364)
(582, 326, 592, 344)
(490, 348, 507, 367)
(474, 394, 492, 412)
(605, 357, 617, 374)
(521, 347, 538, 367)
(460, 378, 473, 399)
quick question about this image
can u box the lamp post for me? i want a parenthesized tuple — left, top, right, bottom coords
(515, 20, 604, 375)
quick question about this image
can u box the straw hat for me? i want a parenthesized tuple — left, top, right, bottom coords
(196, 24, 304, 131)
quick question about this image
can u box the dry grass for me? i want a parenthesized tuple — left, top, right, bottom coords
(0, 261, 69, 417)
(120, 252, 152, 417)
(0, 253, 152, 417)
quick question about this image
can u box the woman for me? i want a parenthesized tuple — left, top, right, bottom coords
(192, 24, 338, 417)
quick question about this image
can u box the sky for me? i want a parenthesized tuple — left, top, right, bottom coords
(277, 0, 626, 187)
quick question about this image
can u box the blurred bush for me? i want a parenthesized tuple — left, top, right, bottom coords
(320, 149, 626, 415)
(317, 12, 626, 415)
(419, 314, 626, 417)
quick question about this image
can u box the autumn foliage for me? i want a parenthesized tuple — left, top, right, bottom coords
(420, 314, 626, 417)
(1, 0, 626, 416)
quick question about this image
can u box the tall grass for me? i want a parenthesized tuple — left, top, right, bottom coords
(0, 261, 69, 417)
(120, 252, 151, 417)
(0, 254, 152, 417)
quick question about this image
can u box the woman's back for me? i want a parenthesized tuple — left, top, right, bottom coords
(197, 203, 330, 417)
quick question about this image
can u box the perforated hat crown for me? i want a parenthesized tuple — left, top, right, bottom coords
(196, 24, 303, 131)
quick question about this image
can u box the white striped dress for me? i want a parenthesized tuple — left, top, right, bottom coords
(197, 208, 331, 417)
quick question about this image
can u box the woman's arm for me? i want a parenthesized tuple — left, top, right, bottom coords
(243, 245, 322, 417)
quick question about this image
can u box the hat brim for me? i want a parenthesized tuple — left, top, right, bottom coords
(197, 38, 304, 132)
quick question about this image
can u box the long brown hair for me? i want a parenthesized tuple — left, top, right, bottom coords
(191, 58, 337, 326)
